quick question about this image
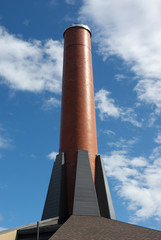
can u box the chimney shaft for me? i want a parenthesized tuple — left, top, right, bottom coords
(59, 24, 98, 214)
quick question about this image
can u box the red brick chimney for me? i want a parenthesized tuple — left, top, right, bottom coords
(42, 24, 115, 222)
(59, 24, 98, 214)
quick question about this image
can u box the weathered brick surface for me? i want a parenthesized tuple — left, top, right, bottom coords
(50, 215, 161, 240)
(59, 27, 97, 214)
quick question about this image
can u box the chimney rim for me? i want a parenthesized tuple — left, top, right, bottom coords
(63, 23, 91, 38)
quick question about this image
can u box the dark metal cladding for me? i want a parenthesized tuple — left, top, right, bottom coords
(41, 153, 68, 222)
(17, 218, 61, 240)
(73, 150, 100, 216)
(58, 154, 69, 223)
(95, 155, 116, 219)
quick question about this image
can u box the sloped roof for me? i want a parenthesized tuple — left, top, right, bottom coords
(50, 215, 161, 240)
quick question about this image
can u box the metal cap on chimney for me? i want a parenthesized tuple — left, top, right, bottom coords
(63, 23, 91, 37)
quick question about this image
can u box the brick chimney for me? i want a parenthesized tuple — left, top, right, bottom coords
(59, 24, 98, 214)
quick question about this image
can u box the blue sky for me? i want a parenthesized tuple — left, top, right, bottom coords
(0, 0, 161, 232)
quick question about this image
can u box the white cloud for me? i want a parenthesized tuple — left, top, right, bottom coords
(95, 89, 141, 127)
(130, 157, 147, 167)
(79, 0, 161, 110)
(154, 133, 161, 144)
(0, 26, 63, 93)
(135, 79, 161, 109)
(104, 130, 116, 136)
(150, 146, 161, 161)
(0, 125, 11, 149)
(95, 89, 120, 119)
(0, 227, 6, 232)
(120, 107, 142, 127)
(0, 136, 11, 149)
(107, 137, 138, 151)
(65, 0, 75, 5)
(103, 149, 161, 223)
(49, 0, 58, 6)
(115, 74, 127, 82)
(42, 97, 61, 110)
(47, 151, 58, 160)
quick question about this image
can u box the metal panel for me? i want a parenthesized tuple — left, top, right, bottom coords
(95, 155, 116, 219)
(73, 150, 100, 216)
(58, 154, 68, 223)
(41, 153, 68, 222)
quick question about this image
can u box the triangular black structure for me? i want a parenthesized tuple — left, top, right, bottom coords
(42, 150, 116, 220)
(95, 155, 116, 219)
(42, 153, 68, 223)
(73, 150, 100, 216)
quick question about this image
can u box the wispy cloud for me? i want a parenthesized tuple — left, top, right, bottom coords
(95, 89, 120, 119)
(0, 25, 63, 93)
(115, 74, 127, 82)
(47, 151, 58, 160)
(154, 132, 161, 144)
(135, 80, 161, 110)
(79, 0, 161, 111)
(107, 137, 138, 151)
(0, 136, 11, 149)
(65, 0, 75, 5)
(95, 89, 141, 127)
(0, 227, 6, 232)
(104, 130, 116, 136)
(103, 148, 161, 223)
(42, 97, 61, 110)
(121, 107, 142, 127)
(23, 19, 30, 26)
(49, 0, 58, 6)
(0, 125, 12, 149)
(150, 146, 161, 160)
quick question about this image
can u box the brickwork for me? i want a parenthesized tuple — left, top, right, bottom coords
(59, 26, 97, 214)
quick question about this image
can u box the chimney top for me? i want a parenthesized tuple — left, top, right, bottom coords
(63, 23, 91, 38)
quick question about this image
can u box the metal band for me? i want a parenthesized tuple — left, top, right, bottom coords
(63, 23, 91, 37)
